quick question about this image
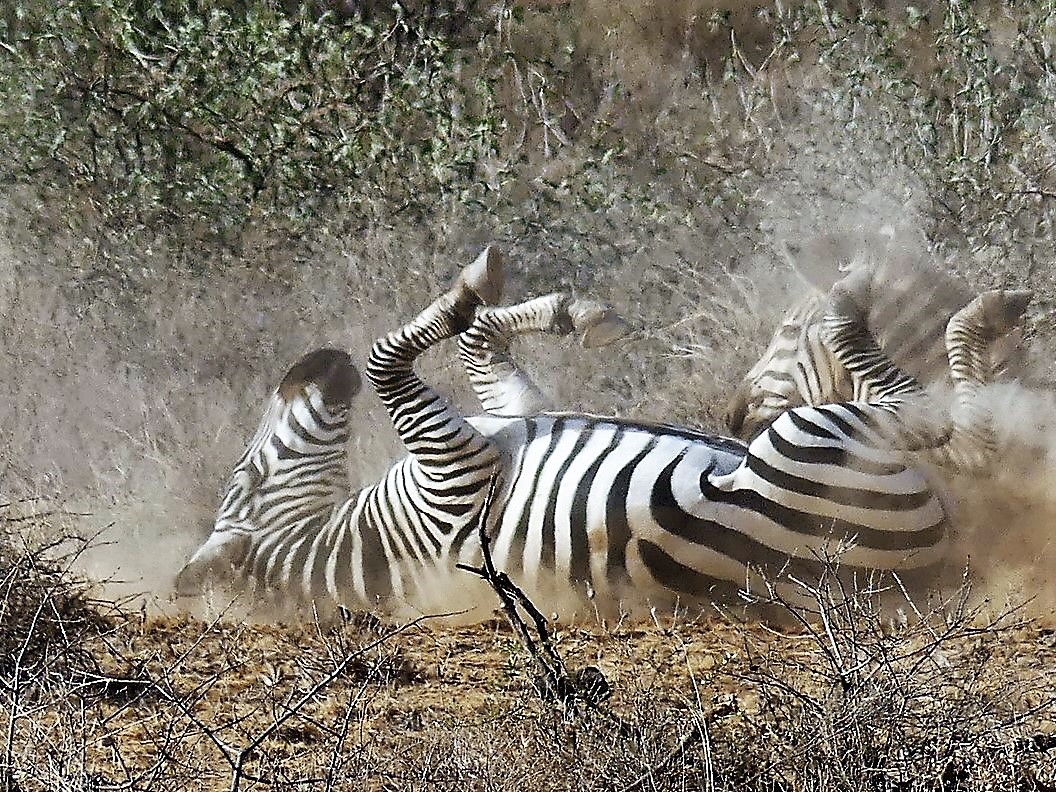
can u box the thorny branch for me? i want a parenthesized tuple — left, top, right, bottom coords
(457, 475, 611, 720)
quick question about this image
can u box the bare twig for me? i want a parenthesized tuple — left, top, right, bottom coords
(618, 728, 704, 792)
(456, 476, 574, 708)
(457, 475, 617, 725)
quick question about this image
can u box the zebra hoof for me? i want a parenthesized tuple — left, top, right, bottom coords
(568, 298, 633, 348)
(1001, 289, 1033, 327)
(826, 267, 873, 322)
(456, 245, 506, 306)
(966, 289, 1031, 337)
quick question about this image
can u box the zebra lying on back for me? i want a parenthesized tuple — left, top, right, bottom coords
(726, 233, 1027, 461)
(176, 246, 1028, 616)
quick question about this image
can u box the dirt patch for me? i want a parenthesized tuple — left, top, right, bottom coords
(5, 598, 1054, 791)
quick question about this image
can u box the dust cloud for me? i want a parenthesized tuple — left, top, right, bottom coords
(944, 383, 1056, 618)
(2, 1, 1055, 623)
(4, 184, 1055, 623)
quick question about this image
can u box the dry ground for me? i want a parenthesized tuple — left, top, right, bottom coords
(7, 593, 1056, 791)
(3, 529, 1055, 790)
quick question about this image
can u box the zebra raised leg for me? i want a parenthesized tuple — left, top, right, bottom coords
(937, 288, 1032, 473)
(818, 267, 1031, 471)
(364, 245, 504, 475)
(817, 266, 940, 447)
(459, 293, 631, 416)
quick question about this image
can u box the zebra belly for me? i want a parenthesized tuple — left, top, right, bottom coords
(474, 412, 948, 607)
(477, 415, 757, 604)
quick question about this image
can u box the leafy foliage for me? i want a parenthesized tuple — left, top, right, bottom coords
(0, 0, 501, 246)
(6, 1, 1056, 283)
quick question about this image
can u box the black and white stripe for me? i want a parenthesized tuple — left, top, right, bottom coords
(178, 252, 1020, 615)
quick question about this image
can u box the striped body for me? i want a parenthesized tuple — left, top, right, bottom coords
(184, 401, 945, 614)
(177, 246, 982, 615)
(480, 410, 943, 603)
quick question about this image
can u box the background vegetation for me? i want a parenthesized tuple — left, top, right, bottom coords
(1, 0, 1056, 787)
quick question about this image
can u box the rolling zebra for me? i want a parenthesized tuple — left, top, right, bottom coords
(176, 246, 1027, 616)
(726, 233, 1027, 454)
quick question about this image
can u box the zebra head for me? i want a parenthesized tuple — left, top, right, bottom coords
(175, 348, 360, 598)
(725, 294, 854, 439)
(725, 235, 1025, 440)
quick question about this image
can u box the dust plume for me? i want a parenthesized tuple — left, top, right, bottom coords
(943, 383, 1056, 618)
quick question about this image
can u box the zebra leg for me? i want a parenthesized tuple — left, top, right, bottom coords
(458, 294, 631, 416)
(938, 289, 1031, 472)
(823, 273, 1030, 469)
(176, 348, 360, 600)
(365, 245, 505, 467)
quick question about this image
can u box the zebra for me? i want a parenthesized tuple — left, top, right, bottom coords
(725, 234, 1027, 451)
(176, 246, 1028, 616)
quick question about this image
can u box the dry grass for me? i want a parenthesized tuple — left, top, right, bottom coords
(3, 549, 1055, 790)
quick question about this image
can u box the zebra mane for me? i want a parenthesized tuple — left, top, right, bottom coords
(278, 348, 361, 406)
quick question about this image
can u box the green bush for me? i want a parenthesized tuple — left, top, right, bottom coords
(0, 0, 503, 247)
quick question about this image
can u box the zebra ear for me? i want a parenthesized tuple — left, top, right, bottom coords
(279, 348, 361, 407)
(779, 235, 861, 292)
